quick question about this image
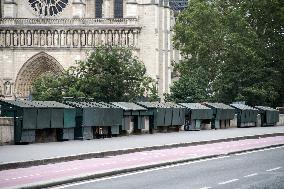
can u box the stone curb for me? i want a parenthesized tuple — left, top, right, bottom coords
(16, 143, 284, 189)
(1, 132, 284, 171)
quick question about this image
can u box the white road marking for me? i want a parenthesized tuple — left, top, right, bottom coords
(199, 187, 212, 189)
(266, 167, 282, 172)
(218, 179, 239, 185)
(49, 143, 284, 189)
(51, 156, 230, 189)
(235, 146, 284, 156)
(244, 173, 258, 178)
(3, 173, 41, 182)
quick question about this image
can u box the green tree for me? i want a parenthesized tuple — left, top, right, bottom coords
(32, 73, 63, 101)
(167, 0, 225, 102)
(168, 0, 284, 106)
(31, 46, 157, 102)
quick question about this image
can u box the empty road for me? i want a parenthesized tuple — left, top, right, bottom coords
(51, 146, 284, 189)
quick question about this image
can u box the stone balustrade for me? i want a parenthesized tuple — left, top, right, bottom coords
(0, 18, 141, 48)
(0, 18, 139, 26)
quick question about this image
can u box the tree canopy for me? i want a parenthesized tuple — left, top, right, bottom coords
(167, 0, 284, 106)
(32, 46, 158, 102)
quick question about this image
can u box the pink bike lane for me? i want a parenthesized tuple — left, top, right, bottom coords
(1, 136, 284, 189)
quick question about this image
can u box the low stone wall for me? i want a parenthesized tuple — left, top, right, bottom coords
(229, 114, 238, 128)
(0, 117, 14, 145)
(276, 114, 284, 126)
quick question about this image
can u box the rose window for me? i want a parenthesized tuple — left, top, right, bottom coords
(28, 0, 69, 17)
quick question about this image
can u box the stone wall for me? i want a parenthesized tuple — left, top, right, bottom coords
(230, 114, 238, 128)
(276, 114, 284, 126)
(0, 117, 14, 144)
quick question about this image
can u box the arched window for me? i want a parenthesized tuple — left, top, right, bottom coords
(95, 0, 103, 18)
(114, 0, 123, 18)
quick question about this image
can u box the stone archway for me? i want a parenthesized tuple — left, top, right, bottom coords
(15, 52, 64, 98)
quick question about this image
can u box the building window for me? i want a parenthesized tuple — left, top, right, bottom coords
(114, 0, 123, 18)
(95, 0, 103, 18)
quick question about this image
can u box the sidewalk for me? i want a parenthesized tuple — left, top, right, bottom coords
(0, 126, 284, 169)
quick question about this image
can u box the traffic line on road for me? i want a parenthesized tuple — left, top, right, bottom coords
(266, 167, 282, 172)
(235, 145, 284, 156)
(218, 179, 239, 185)
(51, 156, 231, 189)
(244, 173, 258, 178)
(199, 187, 212, 189)
(4, 137, 284, 189)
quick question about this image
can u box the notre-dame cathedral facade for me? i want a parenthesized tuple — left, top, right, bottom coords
(0, 0, 180, 99)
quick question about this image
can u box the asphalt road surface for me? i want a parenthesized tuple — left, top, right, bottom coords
(51, 146, 284, 189)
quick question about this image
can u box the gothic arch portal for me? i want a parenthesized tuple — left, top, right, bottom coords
(15, 52, 64, 98)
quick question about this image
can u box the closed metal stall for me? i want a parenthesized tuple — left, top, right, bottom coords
(179, 103, 213, 130)
(136, 102, 165, 132)
(65, 101, 123, 139)
(33, 101, 76, 140)
(204, 103, 235, 129)
(230, 104, 258, 128)
(111, 102, 149, 134)
(0, 100, 36, 143)
(64, 101, 93, 140)
(255, 106, 279, 127)
(136, 102, 185, 133)
(162, 102, 185, 126)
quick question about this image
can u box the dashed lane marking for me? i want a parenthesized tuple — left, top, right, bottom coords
(266, 167, 282, 172)
(51, 156, 230, 189)
(199, 187, 212, 189)
(40, 143, 284, 189)
(235, 146, 284, 156)
(244, 173, 258, 178)
(218, 179, 239, 185)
